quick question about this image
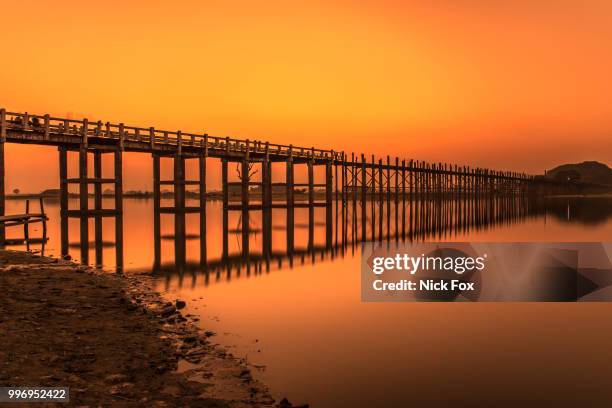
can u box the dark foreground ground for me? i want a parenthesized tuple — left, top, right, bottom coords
(0, 251, 279, 407)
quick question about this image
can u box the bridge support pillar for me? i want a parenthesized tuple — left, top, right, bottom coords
(114, 148, 124, 271)
(286, 153, 294, 254)
(0, 140, 5, 246)
(58, 147, 123, 269)
(153, 154, 161, 268)
(262, 155, 272, 257)
(241, 157, 250, 255)
(221, 158, 229, 258)
(199, 152, 207, 265)
(94, 151, 103, 266)
(59, 147, 68, 256)
(78, 148, 89, 264)
(360, 154, 367, 242)
(173, 154, 186, 266)
(326, 159, 334, 249)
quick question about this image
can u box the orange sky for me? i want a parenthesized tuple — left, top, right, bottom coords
(2, 0, 612, 192)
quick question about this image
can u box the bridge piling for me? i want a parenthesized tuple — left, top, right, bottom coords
(94, 151, 103, 266)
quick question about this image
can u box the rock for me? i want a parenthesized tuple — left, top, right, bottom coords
(204, 330, 216, 337)
(62, 254, 72, 260)
(160, 305, 176, 318)
(104, 374, 129, 385)
(278, 398, 309, 408)
(175, 299, 186, 309)
(183, 336, 198, 343)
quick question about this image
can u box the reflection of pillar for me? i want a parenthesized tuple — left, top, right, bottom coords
(221, 158, 228, 258)
(59, 147, 68, 256)
(94, 151, 103, 267)
(114, 149, 124, 271)
(79, 148, 89, 264)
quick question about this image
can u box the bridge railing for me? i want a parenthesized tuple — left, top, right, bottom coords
(0, 109, 543, 182)
(1, 110, 339, 160)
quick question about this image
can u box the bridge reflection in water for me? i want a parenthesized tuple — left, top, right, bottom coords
(144, 194, 586, 290)
(56, 195, 612, 287)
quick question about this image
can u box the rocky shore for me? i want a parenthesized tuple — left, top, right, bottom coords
(0, 250, 279, 407)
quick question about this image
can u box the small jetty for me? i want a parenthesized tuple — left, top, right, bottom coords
(0, 196, 48, 249)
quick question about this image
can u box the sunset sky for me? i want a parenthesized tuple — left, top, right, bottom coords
(2, 0, 612, 191)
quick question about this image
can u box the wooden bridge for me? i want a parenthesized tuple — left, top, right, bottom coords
(0, 108, 572, 269)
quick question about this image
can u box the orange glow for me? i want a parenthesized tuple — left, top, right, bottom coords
(2, 0, 612, 191)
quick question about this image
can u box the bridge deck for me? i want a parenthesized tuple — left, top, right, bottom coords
(0, 108, 534, 179)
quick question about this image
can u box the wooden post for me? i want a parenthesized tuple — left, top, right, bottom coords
(402, 159, 406, 240)
(308, 156, 314, 208)
(334, 151, 339, 202)
(82, 119, 89, 147)
(149, 127, 156, 150)
(361, 154, 366, 241)
(59, 147, 68, 255)
(221, 158, 229, 257)
(0, 140, 4, 245)
(326, 159, 333, 249)
(287, 146, 294, 209)
(371, 154, 376, 242)
(23, 200, 30, 242)
(118, 123, 125, 151)
(0, 108, 6, 141)
(94, 151, 103, 266)
(378, 158, 383, 241)
(286, 147, 294, 254)
(341, 152, 346, 207)
(39, 196, 46, 239)
(153, 154, 161, 263)
(44, 114, 50, 140)
(79, 148, 89, 264)
(114, 149, 124, 271)
(199, 152, 207, 264)
(386, 156, 391, 238)
(241, 156, 250, 255)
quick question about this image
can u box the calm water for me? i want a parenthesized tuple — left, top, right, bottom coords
(6, 196, 612, 407)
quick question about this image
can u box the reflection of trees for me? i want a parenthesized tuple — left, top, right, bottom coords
(545, 197, 612, 225)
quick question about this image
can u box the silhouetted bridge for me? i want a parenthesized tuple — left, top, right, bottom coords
(0, 109, 574, 269)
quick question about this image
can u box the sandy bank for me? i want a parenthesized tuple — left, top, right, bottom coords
(0, 250, 279, 407)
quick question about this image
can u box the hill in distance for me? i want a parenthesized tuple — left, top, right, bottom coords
(546, 161, 612, 186)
